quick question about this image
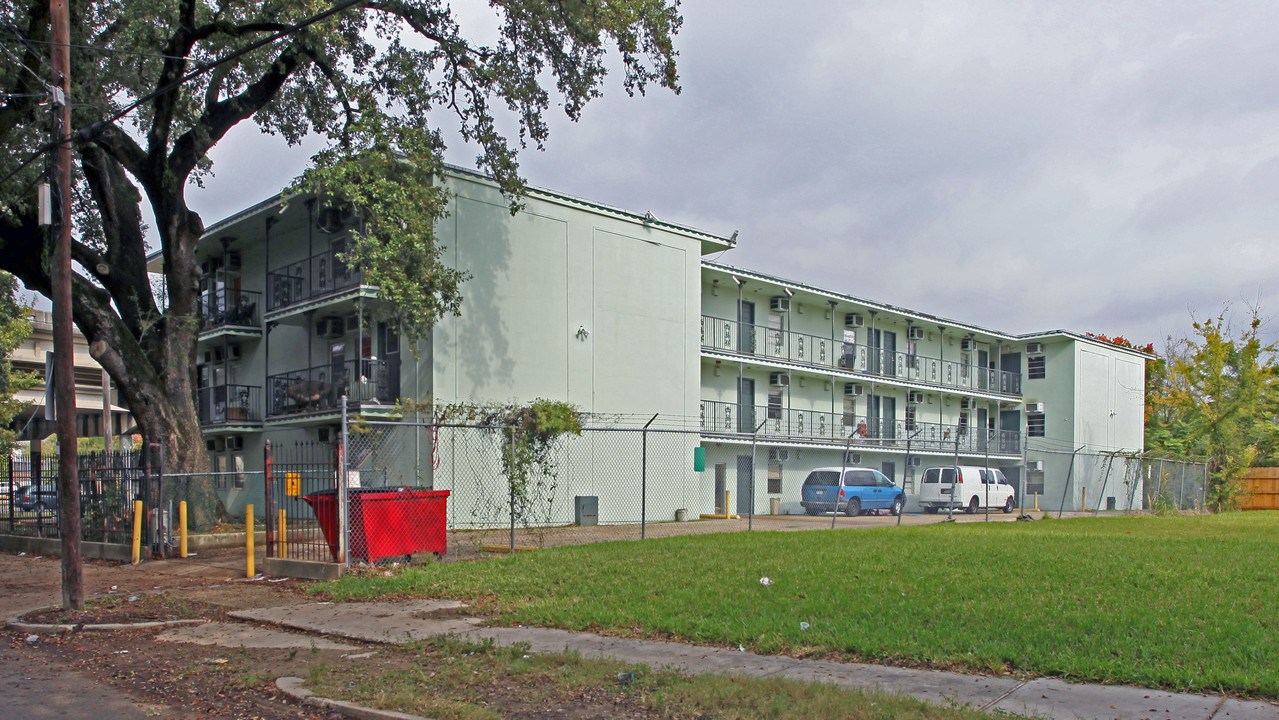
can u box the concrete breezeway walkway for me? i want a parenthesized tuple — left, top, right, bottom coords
(229, 599, 1279, 720)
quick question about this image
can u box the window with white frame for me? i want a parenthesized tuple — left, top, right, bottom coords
(1028, 355, 1046, 379)
(1027, 412, 1046, 437)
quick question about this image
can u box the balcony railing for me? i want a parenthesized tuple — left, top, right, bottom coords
(266, 246, 365, 312)
(198, 384, 263, 426)
(700, 315, 1021, 396)
(267, 358, 395, 418)
(200, 288, 262, 331)
(700, 400, 1022, 455)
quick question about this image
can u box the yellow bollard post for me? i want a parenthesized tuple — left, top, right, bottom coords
(1081, 488, 1087, 513)
(725, 491, 731, 518)
(179, 501, 188, 558)
(1033, 492, 1040, 512)
(131, 500, 143, 565)
(246, 504, 255, 578)
(278, 508, 287, 560)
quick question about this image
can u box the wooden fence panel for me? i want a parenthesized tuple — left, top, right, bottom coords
(1242, 468, 1279, 510)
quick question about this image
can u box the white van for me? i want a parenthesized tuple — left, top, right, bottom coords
(918, 466, 1016, 514)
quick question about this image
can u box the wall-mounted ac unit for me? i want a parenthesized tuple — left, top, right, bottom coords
(316, 317, 343, 338)
(228, 343, 242, 361)
(1027, 460, 1044, 472)
(1026, 342, 1044, 354)
(845, 313, 865, 328)
(206, 437, 224, 452)
(203, 348, 226, 364)
(844, 382, 863, 396)
(345, 314, 360, 332)
(769, 372, 790, 387)
(908, 327, 925, 340)
(225, 436, 243, 451)
(961, 338, 975, 351)
(1026, 402, 1046, 413)
(846, 452, 862, 465)
(908, 391, 925, 404)
(769, 447, 789, 461)
(317, 205, 351, 234)
(770, 296, 791, 312)
(960, 398, 973, 410)
(909, 456, 922, 467)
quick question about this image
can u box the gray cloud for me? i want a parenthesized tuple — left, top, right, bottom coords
(189, 0, 1279, 347)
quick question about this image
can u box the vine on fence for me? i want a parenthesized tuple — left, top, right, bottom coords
(395, 397, 583, 532)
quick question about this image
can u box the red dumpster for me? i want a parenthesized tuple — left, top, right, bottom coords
(302, 486, 449, 563)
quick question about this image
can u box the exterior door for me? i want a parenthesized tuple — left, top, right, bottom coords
(736, 455, 753, 515)
(868, 329, 882, 374)
(1000, 409, 1020, 454)
(738, 301, 756, 355)
(377, 322, 400, 401)
(977, 408, 989, 451)
(737, 377, 756, 433)
(880, 396, 897, 440)
(882, 330, 897, 375)
(714, 463, 727, 514)
(1000, 352, 1022, 395)
(978, 349, 990, 390)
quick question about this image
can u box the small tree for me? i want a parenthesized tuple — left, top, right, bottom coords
(1146, 308, 1279, 510)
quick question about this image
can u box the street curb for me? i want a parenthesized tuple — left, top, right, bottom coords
(6, 616, 208, 634)
(276, 677, 434, 720)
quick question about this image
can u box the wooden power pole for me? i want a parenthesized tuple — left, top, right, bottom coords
(50, 0, 83, 610)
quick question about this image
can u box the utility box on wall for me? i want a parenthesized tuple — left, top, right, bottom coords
(575, 496, 598, 526)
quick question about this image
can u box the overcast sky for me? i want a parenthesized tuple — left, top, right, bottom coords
(189, 0, 1279, 347)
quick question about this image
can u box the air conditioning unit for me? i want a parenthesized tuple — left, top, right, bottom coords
(909, 456, 922, 467)
(228, 343, 242, 361)
(1026, 342, 1044, 354)
(846, 452, 862, 465)
(769, 447, 789, 461)
(908, 327, 925, 340)
(316, 317, 343, 337)
(770, 296, 791, 312)
(1027, 460, 1044, 472)
(1026, 402, 1046, 413)
(206, 437, 225, 452)
(225, 436, 243, 451)
(769, 372, 790, 387)
(961, 338, 975, 351)
(908, 391, 925, 404)
(844, 382, 863, 396)
(316, 205, 350, 234)
(845, 313, 865, 328)
(960, 398, 973, 410)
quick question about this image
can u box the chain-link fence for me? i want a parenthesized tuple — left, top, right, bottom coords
(1031, 447, 1209, 516)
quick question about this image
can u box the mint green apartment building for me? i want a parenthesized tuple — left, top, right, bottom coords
(184, 166, 1149, 520)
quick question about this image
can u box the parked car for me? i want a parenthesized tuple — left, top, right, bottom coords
(13, 484, 58, 512)
(918, 466, 1015, 514)
(800, 466, 905, 517)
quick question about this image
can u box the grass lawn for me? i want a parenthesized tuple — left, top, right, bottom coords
(315, 512, 1279, 698)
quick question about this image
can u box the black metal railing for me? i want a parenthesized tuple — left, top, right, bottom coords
(267, 358, 394, 417)
(199, 288, 262, 330)
(266, 246, 365, 311)
(2, 449, 149, 543)
(198, 384, 263, 425)
(699, 400, 1022, 455)
(700, 315, 1022, 397)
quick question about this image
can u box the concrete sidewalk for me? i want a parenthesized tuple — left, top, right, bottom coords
(230, 600, 1279, 720)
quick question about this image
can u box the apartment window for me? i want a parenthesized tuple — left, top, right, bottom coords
(1028, 355, 1046, 380)
(767, 389, 783, 419)
(1027, 413, 1046, 437)
(1027, 470, 1045, 496)
(767, 463, 782, 494)
(905, 405, 917, 432)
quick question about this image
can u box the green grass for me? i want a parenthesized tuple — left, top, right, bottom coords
(306, 636, 998, 720)
(314, 512, 1279, 697)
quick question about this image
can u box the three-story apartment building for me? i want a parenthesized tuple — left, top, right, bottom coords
(170, 165, 1149, 519)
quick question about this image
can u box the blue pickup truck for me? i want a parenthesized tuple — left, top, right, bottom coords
(800, 467, 905, 517)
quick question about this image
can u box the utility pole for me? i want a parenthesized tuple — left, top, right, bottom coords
(50, 0, 83, 610)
